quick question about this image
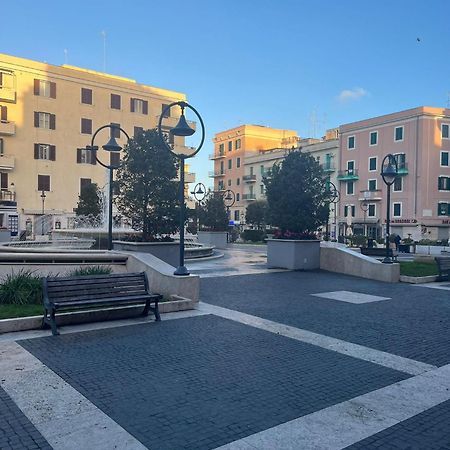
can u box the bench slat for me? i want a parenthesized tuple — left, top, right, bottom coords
(54, 295, 160, 309)
(46, 275, 144, 288)
(47, 280, 146, 294)
(49, 290, 150, 303)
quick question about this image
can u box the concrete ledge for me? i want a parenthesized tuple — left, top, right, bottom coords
(0, 297, 195, 334)
(320, 245, 400, 283)
(400, 275, 438, 284)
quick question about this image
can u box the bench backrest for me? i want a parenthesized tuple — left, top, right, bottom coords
(435, 257, 450, 272)
(43, 272, 150, 304)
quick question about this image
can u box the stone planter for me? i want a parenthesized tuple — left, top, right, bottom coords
(113, 240, 179, 267)
(267, 239, 320, 270)
(197, 231, 228, 249)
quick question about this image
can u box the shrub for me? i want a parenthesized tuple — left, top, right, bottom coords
(0, 270, 42, 305)
(350, 235, 367, 247)
(67, 266, 112, 277)
(241, 229, 265, 242)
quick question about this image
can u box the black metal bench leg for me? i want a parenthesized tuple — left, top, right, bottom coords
(50, 309, 59, 336)
(142, 300, 150, 316)
(42, 308, 50, 329)
(154, 303, 161, 322)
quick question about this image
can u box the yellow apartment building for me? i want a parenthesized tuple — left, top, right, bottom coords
(210, 125, 299, 223)
(0, 53, 193, 236)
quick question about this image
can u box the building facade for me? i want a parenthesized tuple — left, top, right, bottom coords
(0, 53, 191, 236)
(338, 107, 450, 241)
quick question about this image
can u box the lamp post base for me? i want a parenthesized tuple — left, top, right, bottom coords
(382, 257, 393, 264)
(174, 266, 190, 276)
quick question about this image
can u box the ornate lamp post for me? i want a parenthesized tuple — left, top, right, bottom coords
(88, 124, 130, 251)
(324, 181, 339, 240)
(158, 101, 205, 276)
(360, 201, 369, 237)
(223, 189, 236, 243)
(380, 154, 399, 263)
(191, 182, 207, 231)
(40, 190, 46, 235)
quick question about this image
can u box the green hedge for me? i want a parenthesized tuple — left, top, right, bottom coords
(241, 229, 266, 242)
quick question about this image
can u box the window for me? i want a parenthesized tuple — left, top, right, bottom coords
(348, 136, 355, 149)
(80, 178, 92, 194)
(161, 104, 170, 118)
(442, 124, 449, 139)
(81, 118, 92, 134)
(260, 165, 264, 175)
(237, 157, 241, 168)
(234, 210, 240, 221)
(228, 141, 232, 152)
(219, 143, 224, 155)
(346, 181, 354, 195)
(81, 88, 92, 105)
(438, 176, 450, 191)
(220, 161, 224, 174)
(236, 193, 240, 201)
(76, 148, 95, 165)
(111, 94, 121, 110)
(34, 143, 55, 161)
(235, 139, 241, 150)
(228, 159, 232, 170)
(134, 126, 143, 136)
(394, 153, 406, 169)
(368, 179, 377, 191)
(110, 122, 120, 138)
(370, 131, 378, 146)
(227, 179, 231, 187)
(394, 126, 404, 142)
(37, 174, 50, 191)
(368, 204, 376, 217)
(34, 79, 56, 98)
(0, 138, 3, 155)
(250, 166, 254, 175)
(260, 184, 264, 194)
(441, 151, 449, 167)
(393, 176, 403, 192)
(347, 160, 355, 174)
(438, 203, 449, 216)
(237, 178, 240, 186)
(393, 203, 402, 217)
(369, 157, 377, 171)
(345, 205, 355, 217)
(0, 172, 8, 190)
(130, 98, 148, 114)
(0, 105, 7, 121)
(34, 112, 55, 130)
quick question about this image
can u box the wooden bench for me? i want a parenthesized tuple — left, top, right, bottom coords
(360, 247, 398, 261)
(42, 272, 162, 336)
(435, 257, 450, 281)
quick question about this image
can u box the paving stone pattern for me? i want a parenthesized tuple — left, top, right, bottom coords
(20, 315, 407, 450)
(200, 271, 450, 366)
(346, 399, 450, 449)
(0, 386, 52, 450)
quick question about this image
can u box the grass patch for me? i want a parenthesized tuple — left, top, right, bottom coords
(399, 261, 439, 277)
(0, 304, 43, 320)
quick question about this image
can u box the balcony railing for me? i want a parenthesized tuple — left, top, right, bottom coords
(185, 172, 196, 184)
(262, 169, 272, 179)
(397, 162, 408, 175)
(0, 155, 15, 170)
(0, 190, 16, 204)
(321, 162, 335, 172)
(243, 174, 257, 182)
(0, 87, 16, 102)
(0, 120, 15, 136)
(156, 115, 196, 131)
(242, 193, 256, 200)
(209, 152, 226, 160)
(337, 169, 359, 181)
(209, 171, 225, 177)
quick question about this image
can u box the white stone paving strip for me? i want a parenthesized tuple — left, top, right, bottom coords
(198, 302, 436, 376)
(215, 363, 450, 450)
(413, 282, 450, 291)
(0, 341, 147, 450)
(311, 290, 391, 304)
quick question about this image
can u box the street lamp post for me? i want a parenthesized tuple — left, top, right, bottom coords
(158, 101, 205, 276)
(191, 182, 207, 231)
(360, 201, 369, 237)
(325, 181, 339, 241)
(380, 154, 399, 264)
(223, 189, 236, 243)
(88, 124, 130, 251)
(40, 190, 46, 235)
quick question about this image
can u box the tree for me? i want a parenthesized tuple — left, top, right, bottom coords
(264, 150, 329, 238)
(199, 192, 228, 231)
(115, 129, 180, 240)
(245, 200, 268, 230)
(75, 182, 101, 217)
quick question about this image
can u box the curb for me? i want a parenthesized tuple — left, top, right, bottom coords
(400, 275, 438, 284)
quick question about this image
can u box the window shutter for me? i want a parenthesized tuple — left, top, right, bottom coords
(77, 148, 82, 164)
(50, 145, 56, 161)
(0, 106, 7, 121)
(130, 98, 135, 112)
(143, 101, 148, 115)
(34, 144, 39, 159)
(34, 112, 39, 127)
(34, 79, 40, 95)
(50, 114, 56, 130)
(110, 152, 120, 167)
(50, 82, 56, 99)
(0, 173, 8, 189)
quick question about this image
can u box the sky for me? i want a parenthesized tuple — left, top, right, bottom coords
(2, 0, 450, 188)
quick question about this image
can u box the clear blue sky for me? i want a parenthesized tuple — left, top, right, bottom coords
(2, 0, 449, 187)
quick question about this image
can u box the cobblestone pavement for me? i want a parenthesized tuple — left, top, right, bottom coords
(200, 271, 450, 366)
(20, 315, 407, 450)
(0, 387, 52, 450)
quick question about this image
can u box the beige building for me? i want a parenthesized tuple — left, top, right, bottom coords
(0, 53, 193, 236)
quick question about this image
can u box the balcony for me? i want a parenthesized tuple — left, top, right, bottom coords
(0, 190, 16, 207)
(173, 144, 197, 156)
(321, 162, 335, 173)
(358, 189, 382, 201)
(243, 193, 256, 201)
(0, 87, 16, 103)
(337, 169, 359, 181)
(243, 174, 257, 182)
(262, 169, 272, 179)
(0, 155, 15, 170)
(209, 152, 226, 160)
(0, 120, 15, 136)
(209, 171, 225, 178)
(185, 172, 196, 184)
(156, 115, 196, 131)
(397, 162, 408, 176)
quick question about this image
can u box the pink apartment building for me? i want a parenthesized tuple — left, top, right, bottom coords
(338, 106, 450, 241)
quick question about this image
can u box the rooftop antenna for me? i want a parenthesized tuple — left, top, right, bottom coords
(63, 49, 68, 65)
(101, 30, 106, 72)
